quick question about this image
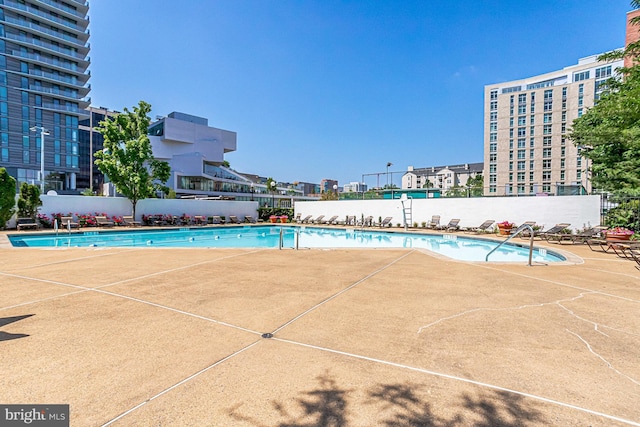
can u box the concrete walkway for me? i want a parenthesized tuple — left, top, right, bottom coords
(0, 231, 639, 426)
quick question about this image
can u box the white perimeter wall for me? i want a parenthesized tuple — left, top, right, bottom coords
(294, 195, 601, 231)
(6, 195, 259, 226)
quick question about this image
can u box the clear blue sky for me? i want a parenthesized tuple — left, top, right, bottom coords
(88, 0, 632, 188)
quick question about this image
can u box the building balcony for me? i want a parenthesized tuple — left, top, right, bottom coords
(40, 102, 90, 117)
(38, 0, 88, 20)
(8, 49, 89, 76)
(3, 33, 90, 61)
(4, 16, 90, 49)
(2, 1, 89, 38)
(28, 68, 90, 87)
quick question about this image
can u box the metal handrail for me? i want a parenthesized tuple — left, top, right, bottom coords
(485, 224, 535, 266)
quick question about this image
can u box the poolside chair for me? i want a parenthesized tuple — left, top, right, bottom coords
(539, 223, 572, 241)
(297, 215, 312, 224)
(629, 249, 640, 270)
(293, 213, 301, 223)
(244, 216, 257, 224)
(517, 221, 539, 238)
(311, 215, 325, 224)
(343, 215, 356, 226)
(211, 216, 223, 225)
(228, 215, 243, 224)
(378, 216, 393, 228)
(95, 216, 115, 227)
(323, 215, 339, 224)
(122, 215, 141, 227)
(59, 216, 80, 229)
(437, 218, 460, 232)
(464, 220, 494, 234)
(427, 215, 440, 229)
(192, 215, 207, 226)
(567, 225, 608, 244)
(362, 215, 374, 227)
(16, 217, 39, 231)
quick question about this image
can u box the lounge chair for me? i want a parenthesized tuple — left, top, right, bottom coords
(95, 216, 115, 227)
(59, 216, 80, 229)
(629, 249, 640, 270)
(323, 215, 339, 224)
(16, 217, 39, 231)
(378, 216, 393, 228)
(464, 220, 494, 234)
(437, 218, 460, 232)
(297, 215, 312, 224)
(427, 215, 440, 229)
(539, 223, 572, 241)
(360, 216, 374, 227)
(311, 215, 325, 224)
(122, 215, 141, 227)
(293, 213, 301, 223)
(244, 216, 257, 224)
(567, 225, 608, 244)
(211, 216, 223, 224)
(517, 221, 539, 238)
(193, 215, 207, 226)
(228, 215, 243, 224)
(342, 215, 356, 226)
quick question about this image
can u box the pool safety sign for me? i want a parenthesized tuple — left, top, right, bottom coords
(0, 405, 69, 426)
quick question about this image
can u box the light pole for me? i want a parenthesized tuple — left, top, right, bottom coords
(386, 162, 393, 188)
(30, 126, 50, 194)
(333, 184, 338, 200)
(270, 181, 276, 207)
(250, 183, 255, 201)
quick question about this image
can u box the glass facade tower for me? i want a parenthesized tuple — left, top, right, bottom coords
(0, 0, 90, 193)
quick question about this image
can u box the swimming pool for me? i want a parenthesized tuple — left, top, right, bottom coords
(8, 226, 566, 263)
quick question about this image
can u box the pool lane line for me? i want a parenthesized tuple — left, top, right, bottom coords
(273, 337, 640, 427)
(100, 340, 262, 427)
(271, 250, 415, 335)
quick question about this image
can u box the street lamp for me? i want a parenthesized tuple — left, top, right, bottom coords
(333, 184, 338, 200)
(386, 162, 393, 188)
(30, 126, 50, 194)
(270, 181, 276, 207)
(250, 183, 255, 201)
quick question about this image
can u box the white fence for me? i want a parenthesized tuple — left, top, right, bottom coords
(6, 195, 259, 228)
(294, 195, 601, 231)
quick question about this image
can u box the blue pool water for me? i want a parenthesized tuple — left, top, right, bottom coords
(8, 226, 565, 263)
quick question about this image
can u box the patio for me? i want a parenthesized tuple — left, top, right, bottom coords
(0, 236, 638, 426)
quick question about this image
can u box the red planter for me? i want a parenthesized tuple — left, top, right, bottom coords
(269, 217, 278, 223)
(605, 233, 631, 241)
(497, 225, 513, 236)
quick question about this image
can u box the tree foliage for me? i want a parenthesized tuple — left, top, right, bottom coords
(569, 1, 640, 195)
(95, 101, 171, 218)
(0, 167, 16, 228)
(16, 182, 41, 218)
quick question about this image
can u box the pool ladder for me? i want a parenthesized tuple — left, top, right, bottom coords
(485, 224, 535, 266)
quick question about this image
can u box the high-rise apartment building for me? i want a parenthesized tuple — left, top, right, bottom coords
(484, 53, 623, 196)
(0, 0, 90, 192)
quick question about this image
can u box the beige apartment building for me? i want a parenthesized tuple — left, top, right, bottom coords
(483, 53, 623, 196)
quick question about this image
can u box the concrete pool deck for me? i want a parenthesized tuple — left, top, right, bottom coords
(0, 229, 639, 426)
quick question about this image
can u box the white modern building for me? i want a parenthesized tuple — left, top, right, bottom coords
(342, 181, 367, 193)
(484, 53, 623, 196)
(148, 112, 313, 207)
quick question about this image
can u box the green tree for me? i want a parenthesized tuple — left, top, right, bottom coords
(569, 1, 640, 195)
(0, 167, 16, 229)
(466, 174, 484, 197)
(95, 101, 171, 218)
(16, 182, 41, 218)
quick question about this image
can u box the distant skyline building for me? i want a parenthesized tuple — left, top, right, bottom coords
(402, 163, 483, 193)
(483, 53, 623, 196)
(0, 0, 91, 192)
(342, 181, 367, 193)
(78, 105, 115, 192)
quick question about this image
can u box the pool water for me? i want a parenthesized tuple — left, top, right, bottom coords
(8, 226, 565, 263)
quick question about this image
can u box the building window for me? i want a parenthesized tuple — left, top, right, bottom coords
(490, 132, 497, 142)
(544, 101, 553, 111)
(543, 136, 551, 146)
(543, 148, 552, 158)
(517, 172, 525, 182)
(529, 171, 534, 181)
(518, 105, 526, 114)
(490, 143, 497, 152)
(489, 164, 496, 173)
(543, 124, 552, 135)
(595, 66, 611, 79)
(574, 71, 589, 82)
(489, 175, 497, 184)
(578, 108, 583, 117)
(543, 113, 552, 123)
(530, 115, 535, 125)
(517, 161, 525, 170)
(542, 171, 551, 181)
(490, 154, 497, 162)
(561, 112, 566, 122)
(517, 127, 526, 137)
(517, 138, 526, 148)
(490, 90, 498, 100)
(543, 159, 551, 170)
(490, 111, 497, 121)
(490, 101, 497, 110)
(490, 122, 497, 131)
(517, 150, 526, 160)
(517, 116, 526, 126)
(530, 160, 534, 169)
